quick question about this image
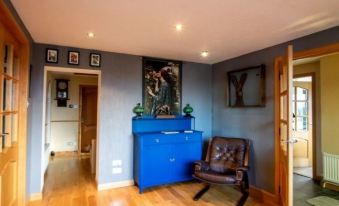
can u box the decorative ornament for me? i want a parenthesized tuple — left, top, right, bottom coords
(133, 103, 144, 117)
(183, 104, 193, 117)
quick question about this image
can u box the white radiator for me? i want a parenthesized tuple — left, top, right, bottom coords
(323, 152, 339, 184)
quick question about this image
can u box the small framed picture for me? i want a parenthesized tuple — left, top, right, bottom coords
(90, 53, 101, 67)
(68, 51, 80, 65)
(46, 48, 58, 63)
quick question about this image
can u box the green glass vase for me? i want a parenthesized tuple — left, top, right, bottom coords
(133, 103, 144, 117)
(183, 104, 193, 117)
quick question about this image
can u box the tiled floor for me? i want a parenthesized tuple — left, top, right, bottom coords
(294, 167, 313, 178)
(294, 174, 339, 206)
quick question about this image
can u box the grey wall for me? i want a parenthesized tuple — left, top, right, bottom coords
(212, 26, 339, 193)
(28, 43, 212, 195)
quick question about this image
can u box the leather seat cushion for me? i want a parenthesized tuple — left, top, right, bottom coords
(194, 170, 237, 184)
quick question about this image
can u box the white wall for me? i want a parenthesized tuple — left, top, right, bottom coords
(49, 74, 97, 152)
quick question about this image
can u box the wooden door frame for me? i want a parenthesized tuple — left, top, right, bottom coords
(78, 85, 98, 155)
(293, 72, 317, 180)
(274, 42, 339, 202)
(0, 1, 30, 205)
(42, 66, 101, 184)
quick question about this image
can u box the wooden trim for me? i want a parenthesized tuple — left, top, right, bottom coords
(294, 43, 339, 60)
(97, 180, 134, 191)
(249, 186, 280, 206)
(274, 56, 282, 197)
(0, 1, 30, 205)
(293, 72, 317, 179)
(29, 192, 43, 201)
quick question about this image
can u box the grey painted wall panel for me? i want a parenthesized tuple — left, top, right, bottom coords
(28, 43, 212, 195)
(182, 62, 213, 140)
(212, 26, 339, 193)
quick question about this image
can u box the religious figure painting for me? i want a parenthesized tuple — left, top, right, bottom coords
(142, 57, 182, 116)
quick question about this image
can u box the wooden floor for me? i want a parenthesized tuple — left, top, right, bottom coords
(29, 156, 265, 206)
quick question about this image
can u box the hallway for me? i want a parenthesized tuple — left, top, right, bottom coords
(29, 156, 263, 206)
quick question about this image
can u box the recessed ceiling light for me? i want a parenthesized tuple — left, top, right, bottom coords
(201, 51, 209, 57)
(175, 24, 183, 31)
(87, 32, 95, 38)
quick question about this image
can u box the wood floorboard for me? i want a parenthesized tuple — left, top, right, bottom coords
(29, 155, 266, 206)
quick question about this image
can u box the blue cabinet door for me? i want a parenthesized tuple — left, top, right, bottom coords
(172, 141, 202, 181)
(141, 144, 172, 188)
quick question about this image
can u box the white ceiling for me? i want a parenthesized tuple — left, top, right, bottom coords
(11, 0, 339, 64)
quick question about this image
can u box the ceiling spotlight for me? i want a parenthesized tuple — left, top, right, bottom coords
(175, 24, 183, 31)
(87, 32, 95, 38)
(201, 51, 209, 57)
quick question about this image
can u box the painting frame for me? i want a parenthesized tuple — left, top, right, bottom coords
(227, 64, 266, 107)
(142, 57, 182, 117)
(68, 51, 80, 65)
(89, 53, 101, 67)
(45, 48, 58, 63)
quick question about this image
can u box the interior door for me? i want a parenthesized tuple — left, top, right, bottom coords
(277, 45, 294, 206)
(80, 86, 97, 153)
(0, 12, 29, 205)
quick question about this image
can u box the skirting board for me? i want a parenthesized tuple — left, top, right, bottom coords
(97, 180, 134, 191)
(249, 185, 279, 206)
(29, 192, 43, 201)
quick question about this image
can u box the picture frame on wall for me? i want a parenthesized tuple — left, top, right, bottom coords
(46, 48, 58, 63)
(90, 53, 101, 67)
(142, 57, 182, 116)
(68, 51, 80, 65)
(227, 64, 266, 107)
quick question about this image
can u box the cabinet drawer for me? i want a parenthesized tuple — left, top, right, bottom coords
(141, 133, 201, 146)
(175, 133, 201, 143)
(142, 135, 172, 145)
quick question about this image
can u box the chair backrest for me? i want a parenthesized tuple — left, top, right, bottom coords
(206, 137, 250, 173)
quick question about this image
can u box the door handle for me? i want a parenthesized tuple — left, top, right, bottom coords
(0, 133, 9, 137)
(281, 138, 298, 144)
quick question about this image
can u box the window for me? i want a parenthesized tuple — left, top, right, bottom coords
(292, 86, 309, 131)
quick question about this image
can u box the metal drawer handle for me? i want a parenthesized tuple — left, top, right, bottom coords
(169, 158, 175, 162)
(185, 136, 189, 141)
(155, 139, 160, 143)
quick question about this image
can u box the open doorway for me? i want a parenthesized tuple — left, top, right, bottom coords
(41, 67, 101, 194)
(292, 74, 314, 179)
(292, 51, 339, 205)
(276, 44, 339, 206)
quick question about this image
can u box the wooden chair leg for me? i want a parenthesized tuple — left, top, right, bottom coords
(237, 172, 249, 206)
(193, 184, 210, 201)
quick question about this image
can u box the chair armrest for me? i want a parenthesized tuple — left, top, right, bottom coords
(194, 160, 210, 172)
(235, 166, 249, 181)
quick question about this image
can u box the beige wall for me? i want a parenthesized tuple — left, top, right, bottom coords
(320, 53, 339, 156)
(49, 74, 97, 152)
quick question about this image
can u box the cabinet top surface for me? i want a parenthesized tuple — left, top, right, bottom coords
(133, 130, 203, 136)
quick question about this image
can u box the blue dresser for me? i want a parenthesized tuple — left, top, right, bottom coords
(132, 117, 202, 193)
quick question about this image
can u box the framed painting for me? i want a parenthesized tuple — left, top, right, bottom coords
(45, 48, 58, 63)
(142, 57, 182, 116)
(68, 51, 80, 65)
(228, 64, 266, 107)
(90, 53, 101, 67)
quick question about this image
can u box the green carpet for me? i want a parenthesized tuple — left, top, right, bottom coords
(307, 196, 339, 206)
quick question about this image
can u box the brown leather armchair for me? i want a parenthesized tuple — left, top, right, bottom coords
(193, 137, 250, 206)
